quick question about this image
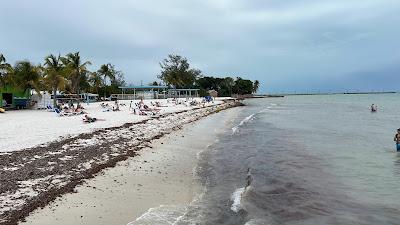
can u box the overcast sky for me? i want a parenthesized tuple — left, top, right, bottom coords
(1, 0, 400, 93)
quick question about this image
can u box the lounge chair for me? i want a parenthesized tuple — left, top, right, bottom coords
(54, 108, 67, 116)
(47, 105, 55, 112)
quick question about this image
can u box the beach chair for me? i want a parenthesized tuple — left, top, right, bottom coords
(46, 105, 55, 112)
(54, 108, 67, 116)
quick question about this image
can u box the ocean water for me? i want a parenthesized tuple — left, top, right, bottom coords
(132, 94, 400, 225)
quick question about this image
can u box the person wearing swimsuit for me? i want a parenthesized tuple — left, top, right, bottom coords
(394, 129, 400, 152)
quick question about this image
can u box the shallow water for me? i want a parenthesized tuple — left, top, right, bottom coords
(133, 94, 400, 225)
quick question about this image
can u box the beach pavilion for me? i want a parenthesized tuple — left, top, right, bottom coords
(167, 89, 200, 98)
(117, 85, 168, 100)
(116, 86, 201, 100)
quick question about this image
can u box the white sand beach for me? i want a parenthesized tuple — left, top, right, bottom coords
(1, 98, 224, 152)
(18, 104, 238, 225)
(0, 98, 241, 225)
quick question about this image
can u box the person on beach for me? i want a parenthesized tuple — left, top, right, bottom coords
(83, 115, 98, 123)
(394, 129, 400, 152)
(139, 99, 145, 108)
(371, 104, 377, 112)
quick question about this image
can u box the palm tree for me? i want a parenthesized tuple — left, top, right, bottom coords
(88, 71, 103, 96)
(98, 63, 115, 99)
(13, 60, 41, 93)
(253, 80, 260, 94)
(61, 52, 91, 95)
(0, 54, 12, 87)
(44, 54, 66, 106)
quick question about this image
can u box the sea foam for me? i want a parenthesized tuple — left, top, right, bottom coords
(232, 114, 256, 134)
(230, 187, 246, 213)
(127, 205, 187, 225)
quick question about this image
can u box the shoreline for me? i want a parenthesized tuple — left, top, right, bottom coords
(0, 100, 243, 225)
(19, 106, 239, 225)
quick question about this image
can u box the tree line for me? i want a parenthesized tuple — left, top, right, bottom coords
(157, 54, 260, 96)
(0, 53, 125, 106)
(0, 53, 260, 105)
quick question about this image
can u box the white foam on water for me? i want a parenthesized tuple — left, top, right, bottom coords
(127, 205, 187, 225)
(230, 187, 246, 213)
(244, 218, 270, 225)
(232, 107, 272, 134)
(232, 114, 256, 134)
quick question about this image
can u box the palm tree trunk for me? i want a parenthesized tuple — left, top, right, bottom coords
(104, 76, 107, 99)
(53, 87, 57, 107)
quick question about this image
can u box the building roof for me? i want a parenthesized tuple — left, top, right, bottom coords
(119, 85, 168, 89)
(169, 89, 200, 91)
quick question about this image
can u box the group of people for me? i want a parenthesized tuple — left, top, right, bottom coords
(100, 100, 120, 111)
(55, 101, 86, 115)
(129, 99, 161, 116)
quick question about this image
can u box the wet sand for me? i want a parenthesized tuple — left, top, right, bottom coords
(20, 106, 239, 225)
(1, 101, 242, 225)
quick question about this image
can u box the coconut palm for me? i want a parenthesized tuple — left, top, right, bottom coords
(253, 80, 260, 94)
(88, 71, 103, 96)
(61, 52, 91, 95)
(0, 54, 12, 87)
(12, 60, 41, 93)
(44, 54, 66, 106)
(98, 63, 115, 99)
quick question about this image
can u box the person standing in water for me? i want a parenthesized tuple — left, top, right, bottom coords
(245, 168, 253, 189)
(394, 129, 400, 152)
(371, 104, 377, 112)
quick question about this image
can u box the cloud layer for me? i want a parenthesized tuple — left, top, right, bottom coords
(1, 0, 400, 93)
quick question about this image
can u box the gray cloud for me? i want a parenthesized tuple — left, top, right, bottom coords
(1, 0, 400, 93)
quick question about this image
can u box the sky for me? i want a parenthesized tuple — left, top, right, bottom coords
(1, 0, 400, 94)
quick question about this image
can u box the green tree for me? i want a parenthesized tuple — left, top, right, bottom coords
(79, 71, 91, 93)
(88, 71, 103, 95)
(253, 80, 260, 94)
(44, 54, 66, 106)
(196, 76, 218, 91)
(158, 54, 201, 88)
(219, 77, 235, 97)
(13, 60, 41, 93)
(61, 52, 91, 94)
(196, 76, 236, 97)
(233, 77, 254, 95)
(98, 63, 115, 98)
(109, 70, 125, 95)
(0, 54, 12, 87)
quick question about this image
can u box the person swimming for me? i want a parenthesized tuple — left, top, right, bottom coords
(394, 129, 400, 152)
